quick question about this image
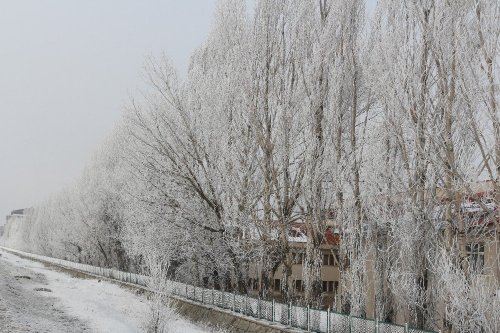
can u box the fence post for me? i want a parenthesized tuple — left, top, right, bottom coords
(327, 307, 330, 333)
(288, 302, 292, 326)
(185, 284, 188, 298)
(212, 288, 215, 305)
(375, 318, 379, 333)
(272, 299, 275, 322)
(232, 293, 235, 312)
(404, 323, 409, 333)
(349, 314, 352, 333)
(307, 304, 310, 331)
(244, 294, 248, 315)
(258, 297, 261, 319)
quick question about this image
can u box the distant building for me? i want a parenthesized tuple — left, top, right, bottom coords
(10, 208, 26, 215)
(5, 208, 32, 226)
(2, 207, 33, 242)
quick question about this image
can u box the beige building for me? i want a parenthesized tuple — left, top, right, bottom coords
(248, 222, 342, 308)
(248, 181, 499, 332)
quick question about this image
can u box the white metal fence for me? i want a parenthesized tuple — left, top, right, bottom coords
(0, 246, 438, 333)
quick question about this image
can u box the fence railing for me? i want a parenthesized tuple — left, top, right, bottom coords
(0, 246, 439, 333)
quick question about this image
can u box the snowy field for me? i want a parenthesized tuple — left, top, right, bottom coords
(0, 249, 210, 333)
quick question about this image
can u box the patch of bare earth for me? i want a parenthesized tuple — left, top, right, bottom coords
(0, 254, 90, 333)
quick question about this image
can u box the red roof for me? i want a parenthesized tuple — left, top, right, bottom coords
(287, 223, 340, 246)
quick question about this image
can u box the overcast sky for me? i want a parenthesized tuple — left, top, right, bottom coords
(0, 0, 376, 222)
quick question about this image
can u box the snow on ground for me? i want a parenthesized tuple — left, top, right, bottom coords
(0, 249, 211, 333)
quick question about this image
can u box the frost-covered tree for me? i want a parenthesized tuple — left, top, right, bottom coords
(3, 1, 499, 332)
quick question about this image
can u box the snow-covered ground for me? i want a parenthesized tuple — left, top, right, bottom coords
(0, 249, 210, 333)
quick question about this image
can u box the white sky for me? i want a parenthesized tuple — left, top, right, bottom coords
(0, 0, 377, 222)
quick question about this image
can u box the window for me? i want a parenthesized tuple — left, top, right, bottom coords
(294, 280, 304, 292)
(248, 278, 259, 291)
(323, 253, 339, 266)
(322, 281, 339, 293)
(466, 243, 485, 273)
(292, 251, 304, 264)
(274, 279, 281, 291)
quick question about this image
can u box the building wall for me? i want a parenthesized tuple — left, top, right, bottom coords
(248, 222, 499, 333)
(248, 243, 341, 308)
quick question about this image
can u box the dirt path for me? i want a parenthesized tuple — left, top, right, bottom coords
(0, 252, 90, 333)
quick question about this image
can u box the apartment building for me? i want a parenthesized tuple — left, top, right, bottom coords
(248, 220, 342, 308)
(247, 181, 499, 332)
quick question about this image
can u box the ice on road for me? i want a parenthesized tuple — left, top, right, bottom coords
(0, 249, 210, 333)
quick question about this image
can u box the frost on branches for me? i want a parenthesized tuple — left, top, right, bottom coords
(1, 1, 499, 332)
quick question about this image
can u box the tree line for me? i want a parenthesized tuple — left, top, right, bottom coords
(2, 1, 499, 332)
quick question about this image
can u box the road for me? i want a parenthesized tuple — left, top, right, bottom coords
(0, 250, 90, 332)
(0, 249, 210, 333)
